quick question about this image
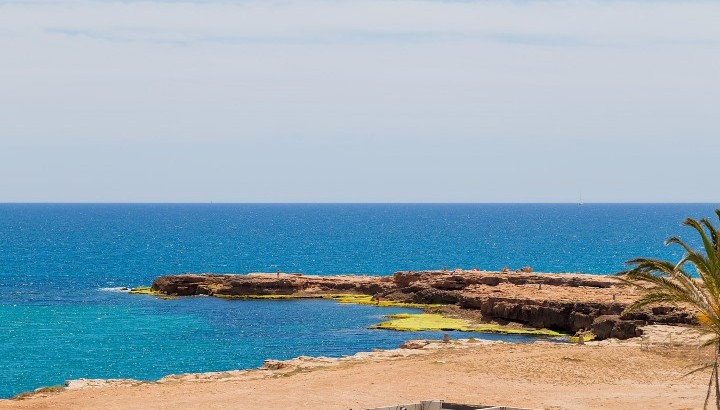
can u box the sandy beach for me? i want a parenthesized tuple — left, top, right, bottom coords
(2, 326, 709, 410)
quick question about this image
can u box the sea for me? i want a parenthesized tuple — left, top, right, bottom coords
(0, 203, 716, 398)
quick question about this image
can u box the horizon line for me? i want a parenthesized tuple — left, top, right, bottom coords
(1, 202, 719, 205)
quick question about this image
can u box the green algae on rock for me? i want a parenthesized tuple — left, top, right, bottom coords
(569, 332, 597, 343)
(129, 289, 446, 308)
(327, 294, 444, 308)
(128, 287, 163, 296)
(198, 293, 444, 308)
(128, 287, 177, 299)
(369, 313, 565, 337)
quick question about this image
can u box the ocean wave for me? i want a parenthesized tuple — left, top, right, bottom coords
(98, 287, 130, 293)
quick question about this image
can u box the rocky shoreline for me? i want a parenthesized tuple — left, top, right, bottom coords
(5, 326, 710, 409)
(55, 338, 494, 393)
(148, 270, 697, 340)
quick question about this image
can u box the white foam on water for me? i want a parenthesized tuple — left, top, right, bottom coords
(98, 287, 130, 293)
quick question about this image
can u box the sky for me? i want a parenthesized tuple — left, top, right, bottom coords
(0, 0, 718, 203)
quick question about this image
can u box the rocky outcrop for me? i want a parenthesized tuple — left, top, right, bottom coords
(459, 296, 613, 331)
(458, 295, 695, 339)
(152, 273, 393, 298)
(392, 270, 618, 290)
(591, 316, 644, 340)
(149, 270, 697, 340)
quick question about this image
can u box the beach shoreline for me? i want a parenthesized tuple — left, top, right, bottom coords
(2, 269, 706, 408)
(1, 325, 709, 410)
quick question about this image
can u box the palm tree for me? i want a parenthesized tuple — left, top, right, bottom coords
(618, 210, 720, 410)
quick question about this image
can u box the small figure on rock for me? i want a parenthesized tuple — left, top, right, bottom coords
(501, 267, 510, 274)
(442, 333, 451, 343)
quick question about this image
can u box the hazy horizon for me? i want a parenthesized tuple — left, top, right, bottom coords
(2, 202, 719, 205)
(1, 0, 718, 203)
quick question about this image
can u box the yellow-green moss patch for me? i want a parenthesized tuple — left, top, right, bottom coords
(369, 313, 565, 337)
(210, 293, 444, 308)
(128, 289, 445, 308)
(327, 294, 444, 308)
(569, 332, 597, 343)
(128, 287, 164, 296)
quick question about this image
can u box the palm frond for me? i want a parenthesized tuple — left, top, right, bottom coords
(623, 257, 676, 275)
(703, 336, 720, 348)
(618, 210, 720, 409)
(666, 236, 712, 275)
(619, 210, 720, 337)
(623, 290, 700, 314)
(686, 362, 716, 377)
(683, 218, 719, 272)
(701, 219, 719, 253)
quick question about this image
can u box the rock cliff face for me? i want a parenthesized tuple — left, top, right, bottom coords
(150, 270, 696, 340)
(152, 273, 393, 297)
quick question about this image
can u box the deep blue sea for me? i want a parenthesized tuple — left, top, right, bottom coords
(0, 203, 717, 398)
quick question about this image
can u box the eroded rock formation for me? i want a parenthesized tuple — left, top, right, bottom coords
(150, 270, 696, 340)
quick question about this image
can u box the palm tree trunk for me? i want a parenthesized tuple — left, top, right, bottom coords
(705, 345, 720, 410)
(705, 363, 714, 410)
(714, 360, 720, 410)
(715, 345, 720, 409)
(707, 344, 720, 410)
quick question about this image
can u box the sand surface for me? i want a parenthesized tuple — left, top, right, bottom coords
(1, 328, 710, 410)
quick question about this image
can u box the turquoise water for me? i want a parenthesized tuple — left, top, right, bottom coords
(0, 203, 717, 397)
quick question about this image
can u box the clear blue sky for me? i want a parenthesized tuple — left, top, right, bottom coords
(1, 0, 718, 202)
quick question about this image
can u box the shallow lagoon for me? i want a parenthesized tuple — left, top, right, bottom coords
(0, 294, 541, 398)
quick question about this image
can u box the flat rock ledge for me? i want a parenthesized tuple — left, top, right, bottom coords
(149, 270, 697, 340)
